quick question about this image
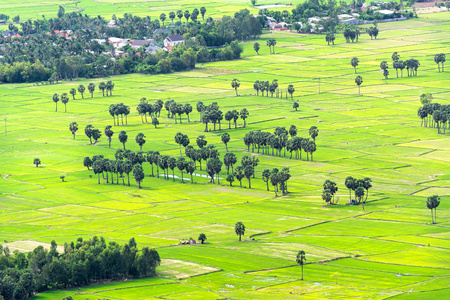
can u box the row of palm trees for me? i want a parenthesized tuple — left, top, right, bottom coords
(52, 82, 113, 112)
(159, 7, 207, 25)
(243, 125, 319, 161)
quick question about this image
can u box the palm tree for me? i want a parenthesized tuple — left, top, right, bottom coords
(355, 75, 363, 96)
(253, 42, 260, 55)
(78, 85, 85, 99)
(177, 10, 183, 22)
(235, 221, 245, 241)
(33, 158, 41, 168)
(296, 250, 306, 280)
(160, 13, 166, 26)
(85, 124, 94, 144)
(132, 164, 144, 188)
(380, 61, 389, 79)
(293, 102, 299, 111)
(152, 117, 159, 128)
(288, 85, 295, 100)
(88, 83, 95, 98)
(118, 130, 128, 150)
(426, 195, 440, 224)
(351, 57, 359, 74)
(231, 78, 240, 96)
(169, 12, 175, 23)
(52, 93, 59, 112)
(184, 10, 190, 22)
(69, 88, 76, 100)
(105, 125, 114, 148)
(200, 7, 206, 19)
(240, 108, 249, 127)
(176, 157, 186, 183)
(221, 133, 230, 151)
(99, 82, 106, 96)
(69, 122, 78, 139)
(61, 93, 69, 113)
(345, 176, 355, 203)
(168, 157, 176, 182)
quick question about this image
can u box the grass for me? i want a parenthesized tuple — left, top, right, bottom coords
(0, 9, 449, 300)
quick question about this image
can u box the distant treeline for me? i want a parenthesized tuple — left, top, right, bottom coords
(0, 9, 256, 83)
(0, 237, 160, 300)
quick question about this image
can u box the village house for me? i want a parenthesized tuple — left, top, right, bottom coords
(129, 39, 154, 50)
(164, 35, 184, 48)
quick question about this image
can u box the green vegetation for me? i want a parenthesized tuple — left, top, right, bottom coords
(0, 7, 449, 300)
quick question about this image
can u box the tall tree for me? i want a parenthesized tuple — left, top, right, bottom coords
(33, 158, 41, 168)
(119, 131, 128, 150)
(351, 57, 359, 74)
(355, 75, 363, 96)
(345, 176, 355, 203)
(253, 42, 260, 55)
(52, 93, 59, 112)
(234, 221, 245, 241)
(99, 82, 106, 96)
(78, 85, 86, 99)
(240, 108, 249, 127)
(221, 132, 230, 151)
(104, 125, 114, 148)
(231, 78, 240, 96)
(288, 85, 295, 100)
(132, 164, 144, 188)
(176, 157, 186, 183)
(200, 7, 206, 19)
(85, 124, 94, 144)
(426, 195, 440, 224)
(69, 121, 78, 139)
(88, 83, 95, 98)
(135, 133, 146, 151)
(70, 88, 76, 100)
(296, 250, 306, 280)
(61, 93, 69, 113)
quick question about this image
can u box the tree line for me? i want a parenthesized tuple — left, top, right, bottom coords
(52, 81, 113, 112)
(0, 9, 248, 83)
(243, 125, 319, 161)
(0, 237, 159, 300)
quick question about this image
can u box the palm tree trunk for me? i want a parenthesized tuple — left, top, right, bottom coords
(172, 170, 175, 182)
(301, 265, 303, 280)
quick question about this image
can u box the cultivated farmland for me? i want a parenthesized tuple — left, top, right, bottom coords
(0, 10, 449, 300)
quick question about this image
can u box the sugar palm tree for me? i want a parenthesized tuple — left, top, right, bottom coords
(70, 88, 76, 100)
(296, 250, 306, 280)
(88, 83, 95, 98)
(351, 57, 359, 74)
(78, 85, 85, 99)
(52, 93, 59, 112)
(231, 78, 240, 96)
(288, 85, 295, 100)
(61, 93, 69, 113)
(235, 221, 245, 241)
(240, 108, 249, 127)
(253, 42, 260, 55)
(355, 75, 363, 96)
(221, 132, 230, 151)
(69, 121, 78, 139)
(104, 125, 114, 148)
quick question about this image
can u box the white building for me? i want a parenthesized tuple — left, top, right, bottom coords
(164, 35, 185, 48)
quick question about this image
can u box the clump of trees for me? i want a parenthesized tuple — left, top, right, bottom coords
(109, 103, 131, 126)
(417, 102, 449, 134)
(162, 99, 193, 124)
(344, 176, 372, 210)
(244, 125, 318, 161)
(261, 167, 291, 196)
(434, 53, 446, 72)
(0, 237, 160, 299)
(253, 79, 289, 99)
(322, 180, 338, 206)
(195, 101, 248, 131)
(366, 26, 379, 39)
(426, 195, 440, 224)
